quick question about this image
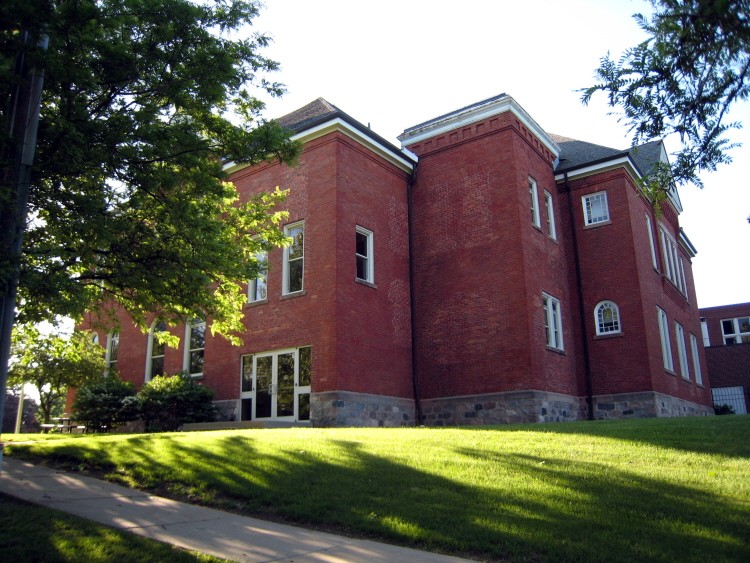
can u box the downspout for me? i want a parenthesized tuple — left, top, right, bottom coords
(563, 172, 594, 420)
(406, 163, 423, 425)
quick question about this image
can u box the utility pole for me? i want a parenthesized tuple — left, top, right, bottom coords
(0, 29, 47, 470)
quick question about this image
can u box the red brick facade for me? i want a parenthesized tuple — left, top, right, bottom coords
(82, 95, 714, 426)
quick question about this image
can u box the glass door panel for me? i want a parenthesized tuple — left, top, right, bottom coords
(276, 353, 295, 417)
(256, 355, 273, 418)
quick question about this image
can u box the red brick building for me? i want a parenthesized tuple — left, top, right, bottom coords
(83, 94, 714, 425)
(699, 302, 750, 414)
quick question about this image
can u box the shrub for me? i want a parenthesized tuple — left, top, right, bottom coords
(138, 372, 217, 432)
(73, 375, 139, 432)
(714, 403, 736, 415)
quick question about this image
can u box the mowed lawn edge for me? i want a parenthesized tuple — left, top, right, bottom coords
(5, 416, 750, 562)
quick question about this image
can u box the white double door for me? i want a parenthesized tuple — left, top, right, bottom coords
(241, 347, 311, 421)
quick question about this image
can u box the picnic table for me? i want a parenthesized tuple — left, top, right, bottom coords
(40, 416, 86, 433)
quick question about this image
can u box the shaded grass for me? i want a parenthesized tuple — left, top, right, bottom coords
(0, 493, 226, 562)
(6, 416, 750, 562)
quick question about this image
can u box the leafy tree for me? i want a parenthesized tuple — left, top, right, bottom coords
(137, 372, 216, 431)
(582, 0, 750, 189)
(1, 0, 300, 341)
(7, 325, 106, 423)
(72, 374, 139, 432)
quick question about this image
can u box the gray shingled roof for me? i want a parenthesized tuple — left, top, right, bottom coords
(273, 98, 415, 165)
(551, 134, 664, 176)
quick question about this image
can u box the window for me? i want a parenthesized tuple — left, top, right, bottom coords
(659, 226, 686, 294)
(529, 178, 541, 228)
(248, 250, 267, 303)
(283, 222, 304, 294)
(690, 333, 703, 385)
(544, 191, 557, 240)
(146, 321, 167, 381)
(675, 322, 689, 380)
(657, 308, 674, 372)
(645, 214, 658, 270)
(595, 301, 621, 335)
(543, 293, 564, 350)
(355, 226, 374, 283)
(721, 316, 750, 345)
(184, 318, 205, 377)
(582, 191, 609, 226)
(105, 331, 119, 374)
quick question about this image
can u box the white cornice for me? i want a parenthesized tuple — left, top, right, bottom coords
(399, 95, 560, 158)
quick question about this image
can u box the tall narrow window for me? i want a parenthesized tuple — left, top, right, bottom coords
(690, 333, 703, 385)
(106, 331, 119, 374)
(595, 301, 621, 335)
(529, 178, 541, 228)
(248, 250, 267, 303)
(657, 308, 674, 372)
(146, 321, 167, 381)
(582, 191, 609, 226)
(659, 226, 686, 294)
(184, 318, 205, 377)
(544, 190, 557, 239)
(543, 293, 564, 350)
(355, 226, 374, 283)
(283, 222, 304, 294)
(675, 322, 689, 380)
(645, 214, 658, 270)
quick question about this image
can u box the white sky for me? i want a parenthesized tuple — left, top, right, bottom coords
(252, 0, 749, 309)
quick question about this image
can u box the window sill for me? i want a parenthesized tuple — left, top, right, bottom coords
(583, 220, 611, 229)
(545, 346, 566, 355)
(664, 368, 676, 376)
(355, 278, 377, 289)
(594, 332, 624, 340)
(190, 374, 204, 381)
(245, 298, 268, 308)
(281, 290, 307, 301)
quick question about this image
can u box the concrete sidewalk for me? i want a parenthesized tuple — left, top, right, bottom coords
(0, 458, 474, 562)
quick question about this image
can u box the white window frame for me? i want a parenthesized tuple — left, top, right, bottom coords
(720, 316, 750, 345)
(690, 333, 703, 385)
(248, 249, 268, 303)
(529, 178, 541, 228)
(582, 191, 609, 226)
(657, 307, 674, 372)
(105, 331, 119, 375)
(675, 322, 689, 380)
(283, 221, 304, 295)
(594, 300, 621, 336)
(145, 320, 167, 382)
(544, 190, 557, 240)
(645, 214, 658, 270)
(659, 226, 686, 294)
(543, 293, 564, 351)
(183, 318, 206, 378)
(355, 225, 375, 283)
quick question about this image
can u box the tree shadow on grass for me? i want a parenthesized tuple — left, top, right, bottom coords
(32, 432, 745, 563)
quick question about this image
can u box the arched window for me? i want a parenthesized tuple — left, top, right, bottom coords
(595, 301, 621, 335)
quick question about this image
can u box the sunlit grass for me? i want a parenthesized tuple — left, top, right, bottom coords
(6, 416, 750, 562)
(0, 493, 227, 562)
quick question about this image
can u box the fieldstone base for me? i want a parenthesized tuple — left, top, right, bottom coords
(592, 391, 713, 419)
(213, 399, 240, 421)
(419, 390, 585, 425)
(311, 391, 415, 427)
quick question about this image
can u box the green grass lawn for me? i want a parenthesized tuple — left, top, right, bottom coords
(0, 493, 226, 562)
(5, 416, 750, 562)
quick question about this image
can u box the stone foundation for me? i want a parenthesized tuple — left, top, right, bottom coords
(213, 399, 240, 421)
(311, 391, 416, 427)
(419, 390, 585, 425)
(591, 391, 713, 419)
